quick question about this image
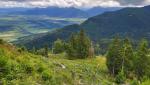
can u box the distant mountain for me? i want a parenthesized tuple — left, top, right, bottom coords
(5, 6, 121, 18)
(15, 5, 150, 49)
(17, 7, 88, 18)
(86, 7, 122, 16)
(0, 7, 30, 14)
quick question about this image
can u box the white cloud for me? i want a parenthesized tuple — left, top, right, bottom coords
(0, 0, 149, 8)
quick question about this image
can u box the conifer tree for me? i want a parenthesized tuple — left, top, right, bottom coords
(76, 29, 91, 58)
(106, 36, 123, 76)
(66, 29, 91, 59)
(66, 34, 78, 58)
(122, 38, 134, 76)
(135, 39, 150, 79)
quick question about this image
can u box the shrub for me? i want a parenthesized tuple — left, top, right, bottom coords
(53, 39, 65, 54)
(130, 79, 139, 85)
(115, 70, 126, 84)
(37, 64, 46, 73)
(0, 39, 4, 44)
(0, 56, 10, 77)
(42, 70, 52, 81)
(21, 62, 34, 74)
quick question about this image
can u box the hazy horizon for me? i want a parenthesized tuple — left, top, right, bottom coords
(0, 0, 149, 8)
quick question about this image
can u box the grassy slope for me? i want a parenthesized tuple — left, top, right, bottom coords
(1, 43, 150, 85)
(0, 43, 114, 85)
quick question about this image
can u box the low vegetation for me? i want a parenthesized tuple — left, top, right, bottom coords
(1, 30, 150, 85)
(0, 42, 112, 85)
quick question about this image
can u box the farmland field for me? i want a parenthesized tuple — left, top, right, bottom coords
(0, 15, 86, 41)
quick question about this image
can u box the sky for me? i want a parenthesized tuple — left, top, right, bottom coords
(0, 0, 150, 8)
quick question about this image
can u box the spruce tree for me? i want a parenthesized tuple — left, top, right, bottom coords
(106, 36, 123, 76)
(135, 39, 150, 79)
(66, 30, 91, 59)
(122, 38, 134, 76)
(66, 34, 78, 58)
(76, 29, 91, 58)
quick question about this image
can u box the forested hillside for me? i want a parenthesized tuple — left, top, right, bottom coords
(15, 5, 150, 49)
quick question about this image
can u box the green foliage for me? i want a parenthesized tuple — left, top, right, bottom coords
(0, 56, 10, 78)
(66, 29, 92, 59)
(21, 61, 34, 74)
(0, 42, 113, 85)
(122, 38, 135, 76)
(53, 39, 65, 54)
(16, 6, 150, 51)
(115, 69, 126, 84)
(106, 36, 123, 76)
(42, 70, 53, 81)
(0, 39, 4, 44)
(17, 46, 27, 53)
(130, 79, 139, 85)
(141, 79, 150, 85)
(135, 39, 150, 79)
(94, 43, 101, 55)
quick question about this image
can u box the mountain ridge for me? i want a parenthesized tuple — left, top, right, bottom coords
(14, 5, 150, 49)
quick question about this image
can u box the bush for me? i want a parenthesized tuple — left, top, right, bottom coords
(0, 56, 10, 77)
(21, 62, 34, 74)
(0, 39, 4, 44)
(141, 79, 150, 85)
(42, 70, 52, 81)
(130, 79, 139, 85)
(53, 39, 65, 54)
(115, 70, 126, 84)
(37, 63, 46, 73)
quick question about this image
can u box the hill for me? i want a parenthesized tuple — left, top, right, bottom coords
(15, 5, 150, 49)
(86, 7, 121, 17)
(0, 41, 113, 85)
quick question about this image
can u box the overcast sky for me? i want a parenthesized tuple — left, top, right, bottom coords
(0, 0, 150, 8)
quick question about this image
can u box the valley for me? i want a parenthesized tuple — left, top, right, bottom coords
(0, 15, 86, 41)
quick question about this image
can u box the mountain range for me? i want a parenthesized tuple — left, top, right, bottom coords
(14, 5, 150, 49)
(1, 7, 120, 18)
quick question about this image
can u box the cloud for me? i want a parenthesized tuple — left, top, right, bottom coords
(0, 0, 149, 8)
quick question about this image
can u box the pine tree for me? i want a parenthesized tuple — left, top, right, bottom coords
(122, 38, 134, 77)
(76, 29, 91, 59)
(135, 39, 150, 79)
(106, 36, 123, 76)
(66, 29, 91, 59)
(66, 34, 78, 58)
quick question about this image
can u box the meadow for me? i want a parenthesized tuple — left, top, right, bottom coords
(1, 41, 150, 85)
